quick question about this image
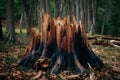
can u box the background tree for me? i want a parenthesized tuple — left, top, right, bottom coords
(6, 0, 16, 44)
(21, 0, 30, 36)
(54, 0, 62, 17)
(0, 8, 3, 40)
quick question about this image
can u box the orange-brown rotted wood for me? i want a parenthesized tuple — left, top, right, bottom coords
(41, 13, 50, 57)
(41, 13, 50, 43)
(61, 17, 67, 52)
(48, 18, 56, 44)
(24, 45, 31, 56)
(30, 28, 36, 50)
(66, 16, 73, 53)
(32, 34, 41, 50)
(55, 17, 63, 48)
(71, 17, 78, 32)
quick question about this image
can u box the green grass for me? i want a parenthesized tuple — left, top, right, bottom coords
(2, 26, 40, 36)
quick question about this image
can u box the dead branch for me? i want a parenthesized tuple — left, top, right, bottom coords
(102, 36, 120, 41)
(110, 40, 120, 48)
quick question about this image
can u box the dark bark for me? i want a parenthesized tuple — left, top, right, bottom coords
(69, 0, 75, 21)
(83, 0, 87, 32)
(0, 8, 3, 40)
(45, 0, 50, 14)
(54, 0, 62, 17)
(92, 0, 97, 34)
(80, 0, 83, 22)
(19, 14, 23, 34)
(40, 0, 45, 11)
(28, 0, 34, 35)
(21, 0, 30, 36)
(21, 0, 35, 36)
(75, 0, 79, 22)
(6, 0, 17, 44)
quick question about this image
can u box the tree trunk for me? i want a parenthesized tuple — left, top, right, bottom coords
(21, 0, 30, 36)
(76, 0, 79, 22)
(83, 0, 88, 32)
(28, 0, 35, 35)
(92, 0, 97, 34)
(80, 0, 84, 23)
(55, 0, 62, 17)
(101, 14, 106, 35)
(45, 0, 50, 14)
(0, 8, 3, 40)
(6, 0, 17, 44)
(19, 14, 23, 34)
(69, 0, 74, 21)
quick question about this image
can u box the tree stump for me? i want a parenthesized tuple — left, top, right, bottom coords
(18, 13, 103, 75)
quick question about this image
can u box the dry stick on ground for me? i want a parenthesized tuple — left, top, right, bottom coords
(110, 40, 120, 48)
(88, 36, 120, 41)
(91, 38, 120, 47)
(88, 36, 120, 47)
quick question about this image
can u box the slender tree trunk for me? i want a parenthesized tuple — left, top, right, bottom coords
(36, 2, 41, 31)
(83, 0, 88, 32)
(45, 0, 50, 14)
(101, 23, 105, 35)
(40, 0, 45, 12)
(76, 0, 79, 22)
(0, 8, 3, 40)
(6, 0, 16, 44)
(21, 0, 30, 36)
(80, 0, 84, 23)
(101, 16, 106, 35)
(6, 0, 10, 34)
(69, 0, 74, 21)
(89, 0, 96, 35)
(101, 0, 110, 35)
(55, 0, 63, 17)
(87, 0, 91, 33)
(19, 14, 23, 34)
(28, 0, 35, 36)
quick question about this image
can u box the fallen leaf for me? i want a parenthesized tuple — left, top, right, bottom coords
(112, 67, 120, 74)
(32, 70, 42, 80)
(11, 63, 18, 67)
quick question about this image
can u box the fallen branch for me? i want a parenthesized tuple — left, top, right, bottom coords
(102, 36, 120, 41)
(66, 74, 80, 79)
(88, 36, 120, 41)
(110, 40, 120, 48)
(59, 73, 80, 80)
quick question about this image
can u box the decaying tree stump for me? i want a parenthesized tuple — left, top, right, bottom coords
(18, 13, 103, 74)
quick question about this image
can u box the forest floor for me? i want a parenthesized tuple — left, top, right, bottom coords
(0, 34, 120, 80)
